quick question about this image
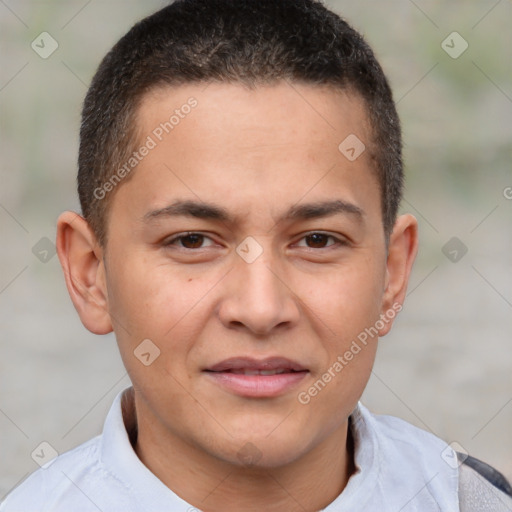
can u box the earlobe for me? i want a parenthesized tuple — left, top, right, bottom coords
(56, 211, 113, 335)
(378, 214, 419, 336)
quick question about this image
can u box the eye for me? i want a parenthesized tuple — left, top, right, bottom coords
(164, 232, 216, 249)
(295, 232, 346, 249)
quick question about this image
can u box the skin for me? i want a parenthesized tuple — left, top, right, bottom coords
(56, 82, 418, 512)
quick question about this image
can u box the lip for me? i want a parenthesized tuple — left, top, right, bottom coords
(205, 356, 307, 373)
(203, 357, 309, 398)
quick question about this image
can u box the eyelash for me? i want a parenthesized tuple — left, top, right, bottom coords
(163, 232, 347, 251)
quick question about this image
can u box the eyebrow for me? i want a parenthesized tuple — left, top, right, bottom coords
(143, 199, 364, 225)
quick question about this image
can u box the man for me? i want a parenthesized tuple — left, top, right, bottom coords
(2, 1, 511, 510)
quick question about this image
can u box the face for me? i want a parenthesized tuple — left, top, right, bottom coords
(66, 82, 416, 469)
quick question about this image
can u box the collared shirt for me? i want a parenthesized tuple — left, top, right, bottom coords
(1, 387, 510, 511)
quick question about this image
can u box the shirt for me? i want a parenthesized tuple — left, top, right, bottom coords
(2, 386, 511, 511)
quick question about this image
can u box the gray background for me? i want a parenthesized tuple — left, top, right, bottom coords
(1, 0, 511, 498)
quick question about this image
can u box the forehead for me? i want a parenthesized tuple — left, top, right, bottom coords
(109, 81, 380, 232)
(137, 81, 372, 150)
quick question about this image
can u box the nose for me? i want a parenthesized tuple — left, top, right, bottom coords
(217, 247, 300, 336)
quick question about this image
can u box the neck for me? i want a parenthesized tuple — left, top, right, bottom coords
(129, 395, 355, 512)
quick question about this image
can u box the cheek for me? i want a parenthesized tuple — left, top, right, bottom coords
(298, 259, 385, 336)
(106, 258, 219, 360)
(107, 258, 180, 330)
(294, 257, 384, 396)
(105, 261, 197, 390)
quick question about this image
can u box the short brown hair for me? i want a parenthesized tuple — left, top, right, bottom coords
(78, 0, 403, 246)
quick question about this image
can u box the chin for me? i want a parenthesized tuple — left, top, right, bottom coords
(212, 430, 311, 470)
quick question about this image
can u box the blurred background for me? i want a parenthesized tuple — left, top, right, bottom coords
(1, 0, 511, 498)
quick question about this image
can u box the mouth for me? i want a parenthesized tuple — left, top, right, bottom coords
(216, 368, 300, 375)
(203, 357, 309, 398)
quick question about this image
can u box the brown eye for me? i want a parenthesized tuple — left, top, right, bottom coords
(294, 232, 348, 250)
(179, 234, 205, 248)
(164, 232, 215, 249)
(304, 233, 331, 248)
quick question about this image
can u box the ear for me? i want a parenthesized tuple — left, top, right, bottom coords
(56, 211, 113, 335)
(378, 214, 418, 336)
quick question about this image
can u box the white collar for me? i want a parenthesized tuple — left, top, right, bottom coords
(100, 387, 459, 511)
(100, 387, 192, 510)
